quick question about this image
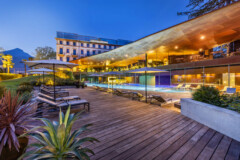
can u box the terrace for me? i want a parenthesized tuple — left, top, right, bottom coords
(40, 87, 239, 160)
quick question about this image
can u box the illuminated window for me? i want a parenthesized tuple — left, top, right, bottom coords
(60, 48, 63, 54)
(73, 49, 76, 55)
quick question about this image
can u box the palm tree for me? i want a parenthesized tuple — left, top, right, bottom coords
(178, 0, 239, 19)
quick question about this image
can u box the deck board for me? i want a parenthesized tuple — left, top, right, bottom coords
(59, 88, 240, 160)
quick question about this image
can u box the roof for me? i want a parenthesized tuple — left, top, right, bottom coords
(56, 32, 132, 46)
(71, 2, 240, 68)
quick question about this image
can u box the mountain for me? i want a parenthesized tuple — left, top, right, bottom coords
(1, 48, 33, 73)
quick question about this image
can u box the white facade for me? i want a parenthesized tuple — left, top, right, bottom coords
(56, 39, 118, 62)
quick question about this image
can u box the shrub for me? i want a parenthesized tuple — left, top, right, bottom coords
(0, 73, 22, 81)
(20, 91, 32, 105)
(0, 85, 5, 97)
(16, 85, 33, 94)
(21, 107, 99, 159)
(0, 91, 35, 155)
(192, 86, 222, 106)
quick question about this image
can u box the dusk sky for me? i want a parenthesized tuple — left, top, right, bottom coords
(0, 0, 189, 56)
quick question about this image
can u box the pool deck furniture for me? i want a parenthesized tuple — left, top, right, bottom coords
(181, 84, 191, 90)
(38, 92, 80, 101)
(131, 92, 152, 102)
(225, 87, 236, 95)
(57, 88, 240, 159)
(150, 95, 179, 106)
(37, 96, 90, 112)
(113, 89, 133, 97)
(174, 84, 183, 90)
(40, 87, 69, 97)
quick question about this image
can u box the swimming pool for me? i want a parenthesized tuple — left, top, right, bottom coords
(87, 83, 189, 93)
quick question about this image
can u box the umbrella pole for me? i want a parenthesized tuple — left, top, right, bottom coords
(53, 64, 56, 102)
(43, 71, 44, 84)
(145, 52, 148, 103)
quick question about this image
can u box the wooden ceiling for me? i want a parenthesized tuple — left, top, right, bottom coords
(71, 2, 240, 68)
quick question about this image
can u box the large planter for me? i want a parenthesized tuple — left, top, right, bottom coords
(0, 137, 28, 160)
(181, 98, 240, 141)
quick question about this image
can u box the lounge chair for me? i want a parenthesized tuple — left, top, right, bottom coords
(113, 89, 132, 97)
(41, 85, 62, 91)
(181, 84, 191, 90)
(38, 92, 80, 101)
(150, 95, 179, 106)
(40, 87, 69, 97)
(191, 84, 201, 91)
(37, 96, 90, 112)
(220, 86, 232, 92)
(131, 92, 151, 102)
(174, 84, 183, 90)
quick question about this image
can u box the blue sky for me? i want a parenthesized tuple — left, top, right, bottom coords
(0, 0, 188, 56)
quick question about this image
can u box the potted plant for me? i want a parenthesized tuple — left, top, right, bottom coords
(0, 90, 36, 160)
(20, 106, 99, 159)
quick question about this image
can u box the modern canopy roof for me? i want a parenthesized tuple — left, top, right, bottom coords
(28, 68, 54, 72)
(71, 2, 240, 68)
(103, 71, 123, 75)
(25, 59, 78, 68)
(127, 67, 167, 73)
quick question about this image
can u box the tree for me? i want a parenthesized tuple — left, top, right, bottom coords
(0, 54, 14, 73)
(34, 46, 56, 60)
(178, 0, 239, 19)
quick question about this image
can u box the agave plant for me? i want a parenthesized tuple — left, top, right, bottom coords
(21, 106, 99, 160)
(0, 90, 35, 154)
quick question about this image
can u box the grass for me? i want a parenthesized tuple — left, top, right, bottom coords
(0, 75, 43, 91)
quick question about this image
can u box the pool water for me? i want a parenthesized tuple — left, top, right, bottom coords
(87, 83, 189, 93)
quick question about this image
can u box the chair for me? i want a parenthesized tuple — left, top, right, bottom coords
(174, 84, 183, 90)
(181, 84, 191, 90)
(220, 86, 232, 92)
(40, 87, 69, 97)
(113, 89, 132, 97)
(131, 92, 151, 102)
(38, 92, 80, 101)
(37, 96, 90, 112)
(150, 95, 179, 106)
(191, 84, 201, 91)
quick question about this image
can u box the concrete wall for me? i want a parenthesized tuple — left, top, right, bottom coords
(181, 98, 240, 141)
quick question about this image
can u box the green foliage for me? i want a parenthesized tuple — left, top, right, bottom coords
(193, 86, 240, 113)
(16, 84, 33, 94)
(0, 73, 22, 81)
(0, 85, 5, 97)
(193, 86, 222, 106)
(34, 46, 56, 60)
(64, 70, 75, 80)
(20, 91, 32, 105)
(178, 0, 238, 19)
(20, 107, 99, 160)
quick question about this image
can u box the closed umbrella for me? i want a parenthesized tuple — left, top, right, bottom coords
(25, 59, 78, 101)
(28, 68, 54, 83)
(127, 67, 167, 103)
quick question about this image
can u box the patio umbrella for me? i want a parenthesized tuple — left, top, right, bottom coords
(25, 59, 78, 101)
(103, 71, 123, 92)
(28, 68, 54, 83)
(88, 73, 103, 83)
(127, 67, 167, 103)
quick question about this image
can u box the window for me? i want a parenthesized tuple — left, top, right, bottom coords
(66, 57, 70, 62)
(87, 43, 90, 48)
(104, 45, 107, 49)
(81, 50, 84, 54)
(73, 49, 76, 55)
(66, 41, 69, 45)
(93, 50, 96, 55)
(93, 44, 95, 48)
(98, 44, 101, 48)
(81, 43, 84, 47)
(73, 42, 76, 46)
(66, 49, 69, 53)
(87, 50, 90, 56)
(60, 48, 63, 54)
(98, 50, 101, 54)
(73, 58, 76, 60)
(60, 41, 63, 44)
(60, 57, 63, 61)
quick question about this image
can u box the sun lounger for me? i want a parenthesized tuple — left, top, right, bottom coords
(220, 86, 232, 92)
(131, 92, 151, 102)
(150, 95, 179, 106)
(40, 87, 69, 97)
(181, 84, 191, 90)
(41, 85, 62, 91)
(38, 92, 80, 101)
(113, 89, 132, 97)
(174, 84, 183, 90)
(37, 96, 90, 112)
(191, 84, 201, 91)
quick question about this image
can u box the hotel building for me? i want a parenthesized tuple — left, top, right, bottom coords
(71, 2, 240, 91)
(56, 32, 132, 62)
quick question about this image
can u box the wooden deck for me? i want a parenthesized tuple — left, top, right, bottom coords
(66, 88, 240, 160)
